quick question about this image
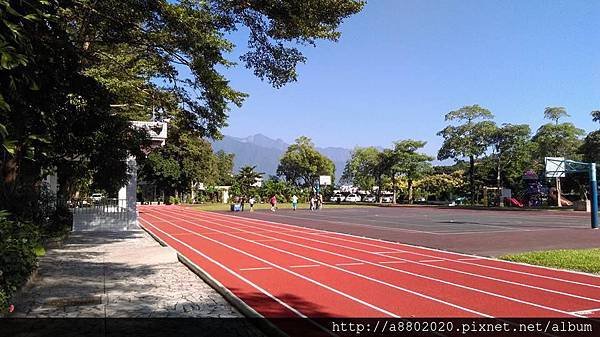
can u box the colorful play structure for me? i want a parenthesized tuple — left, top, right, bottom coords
(484, 157, 598, 229)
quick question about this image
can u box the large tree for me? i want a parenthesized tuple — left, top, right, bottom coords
(277, 136, 335, 188)
(532, 108, 584, 161)
(437, 104, 497, 204)
(59, 0, 365, 137)
(233, 165, 263, 198)
(490, 124, 533, 192)
(214, 150, 235, 186)
(392, 140, 433, 204)
(581, 110, 600, 165)
(0, 0, 144, 217)
(341, 147, 381, 191)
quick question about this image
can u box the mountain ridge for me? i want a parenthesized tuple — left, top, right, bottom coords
(211, 134, 351, 179)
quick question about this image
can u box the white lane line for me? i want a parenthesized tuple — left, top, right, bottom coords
(142, 212, 400, 317)
(205, 211, 600, 304)
(379, 261, 408, 265)
(240, 267, 273, 271)
(182, 210, 600, 309)
(570, 307, 600, 315)
(373, 251, 402, 254)
(335, 262, 365, 267)
(458, 258, 485, 261)
(251, 239, 280, 242)
(137, 218, 307, 319)
(250, 212, 439, 235)
(435, 228, 566, 235)
(290, 264, 321, 269)
(418, 259, 445, 263)
(208, 210, 600, 286)
(150, 209, 489, 317)
(162, 209, 586, 317)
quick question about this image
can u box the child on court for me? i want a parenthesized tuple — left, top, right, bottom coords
(270, 195, 277, 212)
(291, 194, 298, 211)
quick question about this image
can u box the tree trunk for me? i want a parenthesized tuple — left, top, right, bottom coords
(392, 173, 397, 204)
(377, 174, 382, 203)
(497, 156, 502, 206)
(469, 155, 475, 205)
(408, 179, 414, 204)
(190, 181, 195, 204)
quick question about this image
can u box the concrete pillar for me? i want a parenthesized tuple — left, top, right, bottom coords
(127, 157, 137, 227)
(118, 156, 138, 229)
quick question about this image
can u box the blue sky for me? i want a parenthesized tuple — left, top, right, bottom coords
(218, 0, 600, 156)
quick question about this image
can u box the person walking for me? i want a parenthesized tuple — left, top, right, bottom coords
(249, 196, 255, 212)
(291, 194, 298, 211)
(240, 196, 245, 212)
(270, 195, 277, 212)
(317, 193, 323, 210)
(310, 195, 316, 211)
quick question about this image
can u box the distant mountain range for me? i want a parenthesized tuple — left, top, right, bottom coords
(211, 134, 352, 179)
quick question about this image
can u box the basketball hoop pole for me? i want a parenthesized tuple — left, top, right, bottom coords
(590, 163, 598, 229)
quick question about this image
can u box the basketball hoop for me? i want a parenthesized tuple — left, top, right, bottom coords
(319, 175, 332, 186)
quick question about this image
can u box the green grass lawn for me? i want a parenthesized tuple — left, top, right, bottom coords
(500, 248, 600, 274)
(187, 202, 374, 212)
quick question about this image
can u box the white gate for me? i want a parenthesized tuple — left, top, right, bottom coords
(72, 198, 137, 231)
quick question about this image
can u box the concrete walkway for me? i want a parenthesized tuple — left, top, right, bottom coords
(12, 230, 250, 319)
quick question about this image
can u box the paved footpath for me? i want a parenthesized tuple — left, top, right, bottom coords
(11, 230, 255, 320)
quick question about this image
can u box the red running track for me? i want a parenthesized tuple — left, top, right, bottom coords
(138, 206, 600, 322)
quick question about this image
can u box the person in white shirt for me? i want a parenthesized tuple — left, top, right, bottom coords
(291, 195, 298, 211)
(249, 196, 256, 212)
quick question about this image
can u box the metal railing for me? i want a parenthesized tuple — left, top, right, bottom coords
(71, 198, 135, 231)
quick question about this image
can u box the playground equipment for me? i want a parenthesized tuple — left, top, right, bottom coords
(482, 187, 501, 207)
(548, 187, 573, 207)
(522, 170, 547, 207)
(506, 197, 523, 208)
(545, 157, 598, 229)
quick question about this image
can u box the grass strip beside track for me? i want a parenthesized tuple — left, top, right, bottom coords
(501, 249, 600, 274)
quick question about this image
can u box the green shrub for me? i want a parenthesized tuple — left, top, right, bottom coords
(0, 215, 41, 306)
(45, 205, 72, 236)
(168, 196, 180, 205)
(0, 288, 7, 314)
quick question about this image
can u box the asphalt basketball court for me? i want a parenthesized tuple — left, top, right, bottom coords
(229, 206, 599, 256)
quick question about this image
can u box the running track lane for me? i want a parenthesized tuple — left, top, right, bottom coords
(138, 206, 600, 322)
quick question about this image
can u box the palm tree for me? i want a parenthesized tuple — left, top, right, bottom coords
(235, 165, 264, 197)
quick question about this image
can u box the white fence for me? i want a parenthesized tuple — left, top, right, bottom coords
(71, 198, 137, 231)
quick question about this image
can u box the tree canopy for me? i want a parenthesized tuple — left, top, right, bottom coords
(232, 165, 263, 197)
(437, 104, 496, 203)
(490, 123, 533, 189)
(544, 107, 569, 125)
(342, 147, 381, 190)
(277, 136, 335, 188)
(592, 110, 600, 124)
(532, 122, 584, 160)
(0, 0, 145, 215)
(392, 140, 433, 203)
(59, 0, 365, 137)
